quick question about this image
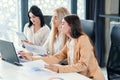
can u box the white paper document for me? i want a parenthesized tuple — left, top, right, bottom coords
(17, 60, 91, 80)
(19, 60, 56, 79)
(24, 44, 47, 56)
(22, 60, 47, 68)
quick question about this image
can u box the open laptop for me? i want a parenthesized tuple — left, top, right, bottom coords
(0, 40, 27, 66)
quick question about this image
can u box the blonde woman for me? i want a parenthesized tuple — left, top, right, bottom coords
(43, 7, 70, 55)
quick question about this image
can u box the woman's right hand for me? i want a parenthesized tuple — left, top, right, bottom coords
(18, 50, 33, 61)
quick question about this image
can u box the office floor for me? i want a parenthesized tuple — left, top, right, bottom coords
(101, 67, 108, 80)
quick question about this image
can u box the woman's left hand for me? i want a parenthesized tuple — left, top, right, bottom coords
(45, 64, 59, 73)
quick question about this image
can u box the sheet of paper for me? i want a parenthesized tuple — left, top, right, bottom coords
(24, 44, 47, 56)
(19, 60, 56, 79)
(22, 60, 47, 68)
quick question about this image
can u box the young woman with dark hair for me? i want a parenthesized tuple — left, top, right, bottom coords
(23, 5, 50, 46)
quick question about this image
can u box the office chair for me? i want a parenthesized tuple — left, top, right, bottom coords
(44, 15, 52, 29)
(81, 19, 95, 42)
(107, 25, 120, 80)
(60, 19, 95, 65)
(44, 16, 95, 40)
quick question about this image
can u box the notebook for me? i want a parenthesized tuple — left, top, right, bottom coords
(0, 40, 27, 66)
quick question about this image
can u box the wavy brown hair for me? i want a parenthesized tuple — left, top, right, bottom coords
(64, 14, 97, 59)
(63, 14, 83, 38)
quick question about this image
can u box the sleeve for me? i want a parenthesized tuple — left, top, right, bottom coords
(42, 31, 51, 52)
(40, 43, 68, 64)
(41, 25, 50, 45)
(58, 36, 93, 73)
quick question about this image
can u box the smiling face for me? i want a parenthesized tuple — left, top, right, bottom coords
(29, 12, 40, 25)
(61, 19, 71, 36)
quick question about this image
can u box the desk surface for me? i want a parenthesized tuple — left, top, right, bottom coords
(0, 59, 91, 80)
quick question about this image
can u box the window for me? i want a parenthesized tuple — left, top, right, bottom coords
(0, 0, 21, 32)
(28, 0, 70, 15)
(77, 0, 85, 19)
(0, 0, 85, 44)
(0, 0, 21, 44)
(28, 0, 85, 19)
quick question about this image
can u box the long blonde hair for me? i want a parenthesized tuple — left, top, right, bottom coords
(49, 7, 70, 55)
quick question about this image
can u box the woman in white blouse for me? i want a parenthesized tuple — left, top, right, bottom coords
(23, 5, 50, 46)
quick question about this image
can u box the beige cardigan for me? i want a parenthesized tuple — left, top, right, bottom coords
(41, 34, 105, 80)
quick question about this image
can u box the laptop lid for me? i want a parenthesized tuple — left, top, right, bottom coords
(0, 40, 22, 66)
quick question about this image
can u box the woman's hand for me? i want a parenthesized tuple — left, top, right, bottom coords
(45, 64, 59, 73)
(18, 50, 33, 61)
(21, 40, 34, 45)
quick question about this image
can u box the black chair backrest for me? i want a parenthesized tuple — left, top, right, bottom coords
(107, 26, 120, 80)
(81, 19, 94, 42)
(44, 15, 52, 29)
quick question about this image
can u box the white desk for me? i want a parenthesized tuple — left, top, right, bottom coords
(0, 59, 91, 80)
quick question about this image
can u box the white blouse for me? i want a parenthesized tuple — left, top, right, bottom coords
(24, 23, 50, 46)
(43, 32, 65, 54)
(67, 39, 75, 64)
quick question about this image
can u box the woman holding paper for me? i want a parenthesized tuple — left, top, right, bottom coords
(23, 5, 50, 46)
(20, 15, 105, 80)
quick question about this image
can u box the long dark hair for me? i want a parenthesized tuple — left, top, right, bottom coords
(63, 14, 83, 38)
(28, 5, 45, 27)
(64, 14, 98, 59)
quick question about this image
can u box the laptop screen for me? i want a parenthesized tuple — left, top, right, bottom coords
(0, 40, 20, 64)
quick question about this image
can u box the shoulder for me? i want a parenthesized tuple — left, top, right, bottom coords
(77, 34, 89, 41)
(24, 23, 29, 28)
(77, 34, 93, 47)
(24, 23, 31, 30)
(42, 24, 50, 31)
(44, 24, 50, 29)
